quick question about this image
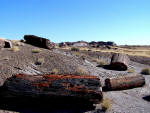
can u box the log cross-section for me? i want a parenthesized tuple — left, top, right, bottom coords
(2, 74, 103, 104)
(109, 53, 130, 71)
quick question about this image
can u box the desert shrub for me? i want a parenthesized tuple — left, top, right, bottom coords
(141, 68, 150, 75)
(51, 69, 58, 74)
(35, 58, 44, 65)
(93, 58, 107, 67)
(32, 48, 41, 53)
(71, 47, 80, 51)
(8, 46, 19, 52)
(101, 98, 112, 112)
(11, 40, 20, 43)
(97, 61, 107, 67)
(128, 68, 134, 73)
(75, 66, 89, 75)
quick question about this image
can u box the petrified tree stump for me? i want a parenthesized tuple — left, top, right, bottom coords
(24, 35, 55, 49)
(104, 75, 145, 91)
(109, 53, 130, 71)
(2, 74, 103, 104)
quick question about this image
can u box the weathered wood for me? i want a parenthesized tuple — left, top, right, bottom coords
(109, 53, 130, 71)
(2, 74, 103, 104)
(24, 35, 55, 49)
(104, 75, 145, 91)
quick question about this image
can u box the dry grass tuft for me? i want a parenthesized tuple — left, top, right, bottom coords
(74, 52, 80, 57)
(8, 46, 19, 52)
(51, 69, 58, 74)
(16, 42, 24, 46)
(11, 40, 20, 43)
(71, 47, 80, 51)
(92, 58, 107, 67)
(101, 97, 112, 112)
(32, 48, 41, 53)
(128, 68, 135, 73)
(141, 68, 150, 75)
(75, 66, 89, 75)
(35, 58, 44, 65)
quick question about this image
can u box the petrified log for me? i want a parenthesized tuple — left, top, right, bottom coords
(4, 40, 12, 48)
(2, 74, 102, 104)
(109, 53, 130, 71)
(0, 38, 12, 49)
(24, 35, 55, 49)
(104, 75, 145, 91)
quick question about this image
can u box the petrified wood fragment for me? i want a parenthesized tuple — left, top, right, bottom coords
(0, 38, 12, 49)
(2, 74, 102, 104)
(109, 53, 130, 71)
(105, 75, 145, 91)
(24, 35, 54, 49)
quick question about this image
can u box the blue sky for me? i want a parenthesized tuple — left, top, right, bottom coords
(0, 0, 150, 45)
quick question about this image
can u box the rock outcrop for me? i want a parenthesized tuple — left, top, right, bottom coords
(24, 35, 55, 49)
(58, 41, 116, 48)
(2, 74, 103, 104)
(89, 41, 116, 47)
(73, 41, 89, 47)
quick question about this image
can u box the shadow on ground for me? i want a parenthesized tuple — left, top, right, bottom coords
(143, 95, 150, 102)
(0, 96, 97, 113)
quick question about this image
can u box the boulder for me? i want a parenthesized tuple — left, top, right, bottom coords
(24, 35, 55, 49)
(2, 74, 103, 104)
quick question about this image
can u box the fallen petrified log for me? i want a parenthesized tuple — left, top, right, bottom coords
(109, 53, 130, 71)
(104, 75, 145, 91)
(24, 35, 55, 49)
(2, 74, 102, 104)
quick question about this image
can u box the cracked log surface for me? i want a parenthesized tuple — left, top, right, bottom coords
(104, 75, 145, 91)
(1, 74, 103, 104)
(109, 53, 130, 71)
(24, 35, 54, 49)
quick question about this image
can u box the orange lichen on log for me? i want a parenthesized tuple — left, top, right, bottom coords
(4, 74, 102, 104)
(15, 74, 43, 81)
(43, 74, 98, 80)
(62, 83, 94, 93)
(15, 74, 29, 79)
(32, 82, 49, 88)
